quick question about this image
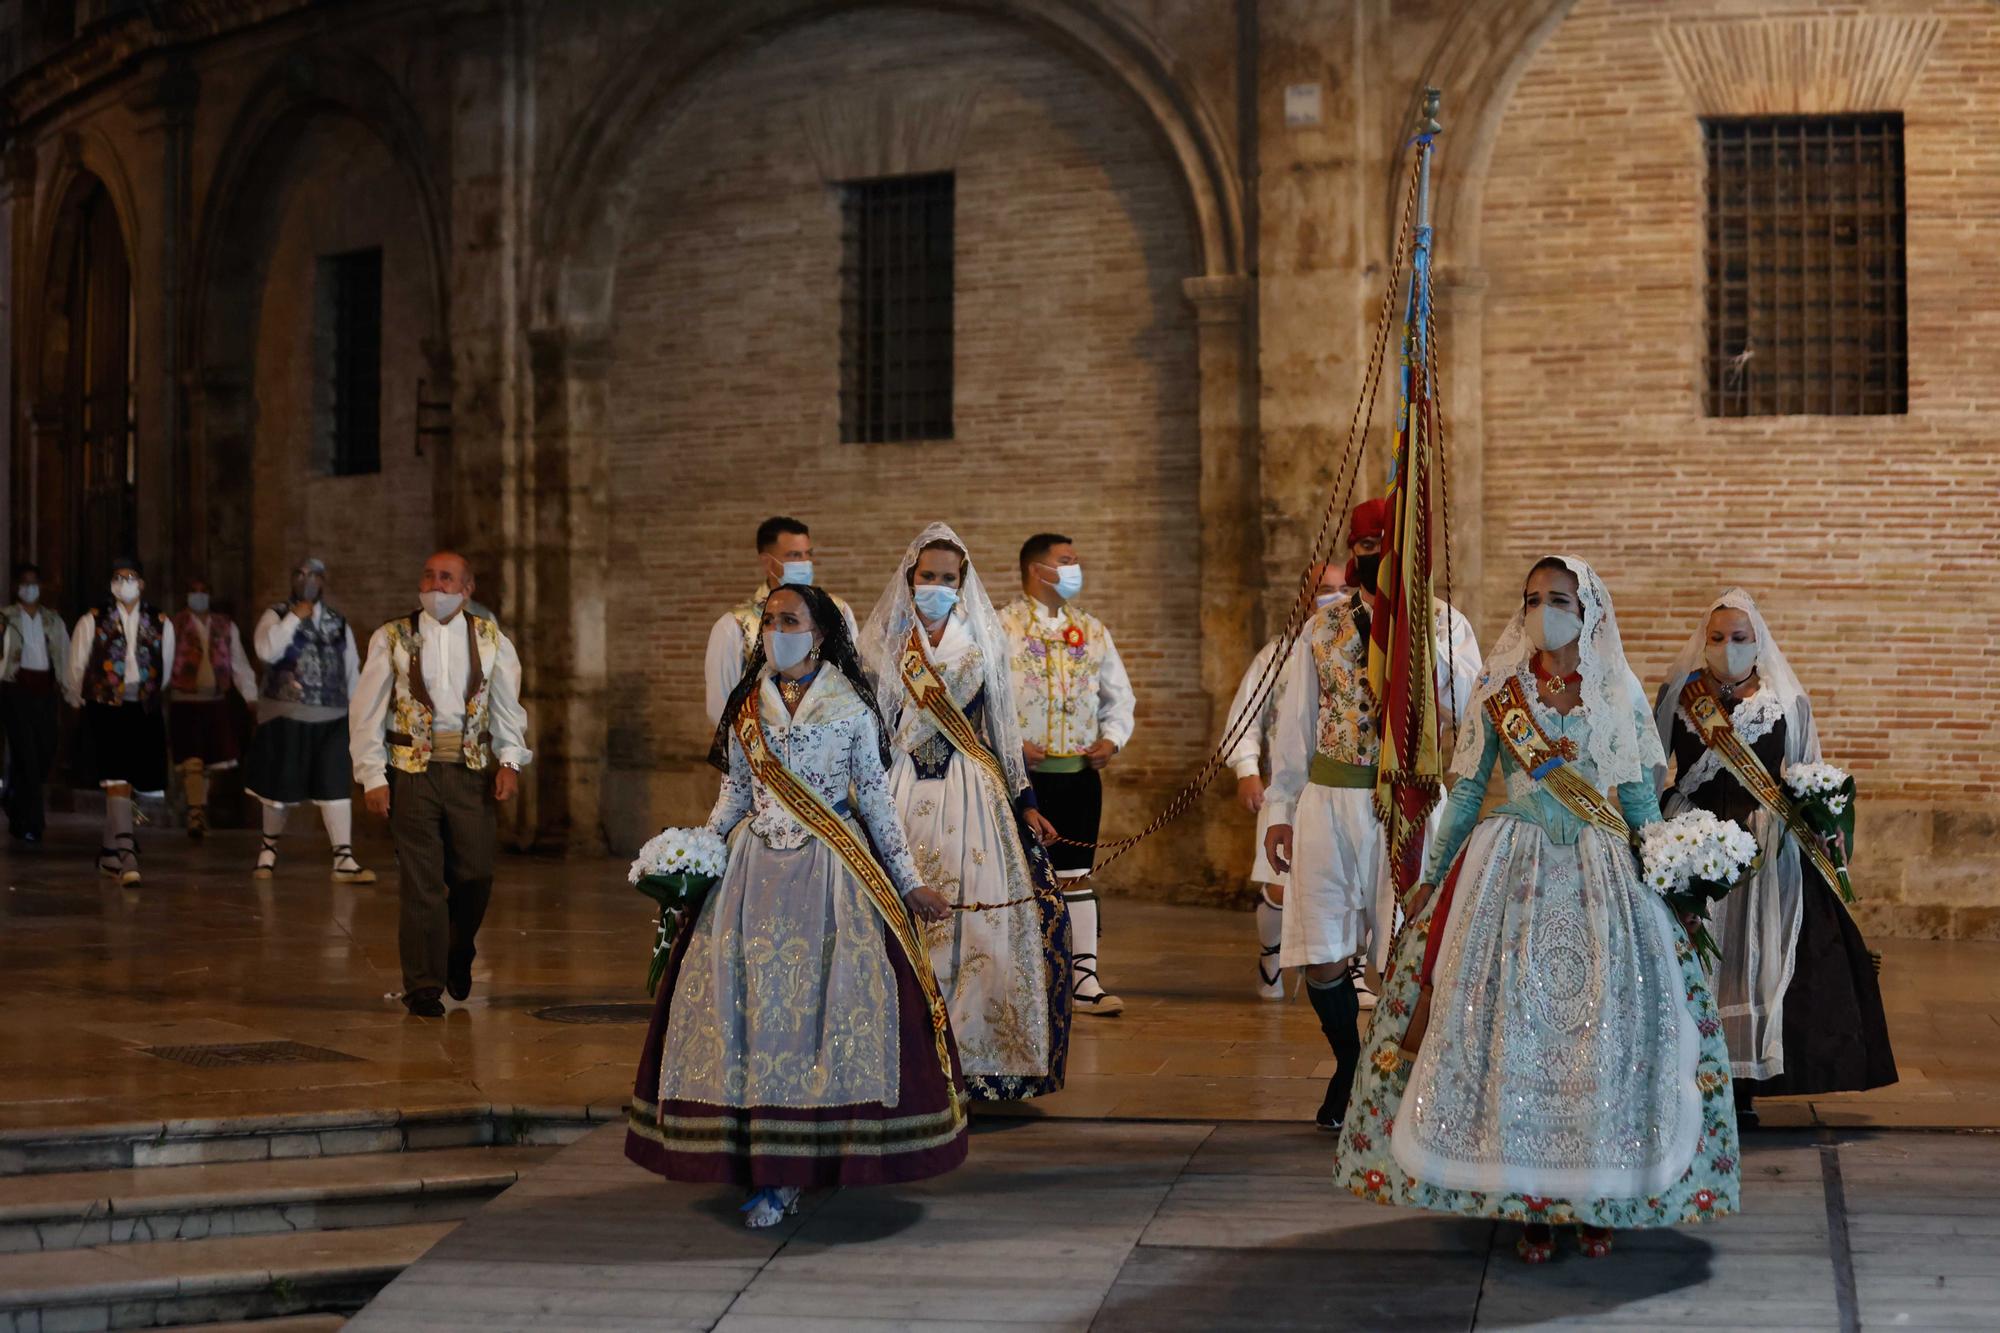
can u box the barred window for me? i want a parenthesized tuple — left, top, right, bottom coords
(1704, 114, 1907, 417)
(839, 172, 953, 443)
(319, 247, 383, 475)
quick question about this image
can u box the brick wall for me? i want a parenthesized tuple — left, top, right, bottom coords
(247, 115, 438, 646)
(596, 9, 1211, 889)
(1479, 0, 2000, 936)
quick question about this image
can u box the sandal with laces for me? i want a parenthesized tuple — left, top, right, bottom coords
(253, 836, 279, 880)
(1072, 955, 1124, 1017)
(741, 1185, 802, 1229)
(1256, 945, 1285, 1000)
(331, 844, 377, 884)
(114, 832, 141, 887)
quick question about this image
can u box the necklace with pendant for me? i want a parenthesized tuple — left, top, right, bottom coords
(1531, 655, 1582, 697)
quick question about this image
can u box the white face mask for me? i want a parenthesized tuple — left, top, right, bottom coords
(764, 628, 816, 672)
(16, 585, 38, 606)
(1526, 605, 1582, 653)
(779, 560, 814, 588)
(1050, 565, 1083, 599)
(186, 592, 211, 614)
(912, 585, 959, 621)
(422, 591, 465, 622)
(1313, 591, 1342, 611)
(111, 577, 141, 606)
(1706, 640, 1758, 681)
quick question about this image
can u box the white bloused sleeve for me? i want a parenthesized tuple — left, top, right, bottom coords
(1095, 626, 1137, 751)
(1224, 638, 1282, 779)
(66, 613, 95, 702)
(487, 631, 534, 770)
(847, 712, 925, 897)
(705, 735, 754, 836)
(704, 613, 745, 727)
(349, 625, 395, 790)
(1263, 631, 1321, 825)
(253, 608, 299, 665)
(228, 624, 260, 702)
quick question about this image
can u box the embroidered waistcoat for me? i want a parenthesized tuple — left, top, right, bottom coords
(1308, 598, 1380, 767)
(262, 603, 350, 707)
(170, 611, 234, 691)
(86, 603, 166, 706)
(999, 599, 1110, 754)
(384, 613, 502, 774)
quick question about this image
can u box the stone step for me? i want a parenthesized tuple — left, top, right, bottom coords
(175, 1318, 346, 1333)
(0, 1219, 453, 1331)
(0, 1105, 600, 1177)
(0, 1145, 556, 1254)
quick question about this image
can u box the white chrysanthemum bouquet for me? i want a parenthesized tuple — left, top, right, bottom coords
(1784, 761, 1858, 903)
(1641, 810, 1759, 968)
(629, 827, 729, 994)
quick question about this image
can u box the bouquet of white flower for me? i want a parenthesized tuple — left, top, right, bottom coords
(1640, 810, 1760, 969)
(1784, 760, 1857, 903)
(629, 827, 729, 994)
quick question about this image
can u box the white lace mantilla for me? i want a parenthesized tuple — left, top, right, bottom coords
(1675, 691, 1783, 798)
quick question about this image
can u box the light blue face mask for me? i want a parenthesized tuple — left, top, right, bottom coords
(912, 585, 959, 621)
(764, 628, 816, 672)
(1052, 565, 1083, 599)
(1313, 592, 1341, 610)
(779, 560, 814, 588)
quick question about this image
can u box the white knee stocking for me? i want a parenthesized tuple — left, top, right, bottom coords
(316, 798, 352, 849)
(1063, 887, 1105, 1000)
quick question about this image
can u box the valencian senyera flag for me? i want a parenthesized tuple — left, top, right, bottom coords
(1366, 163, 1446, 899)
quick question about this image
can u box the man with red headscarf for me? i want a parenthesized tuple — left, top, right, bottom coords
(1259, 501, 1480, 1131)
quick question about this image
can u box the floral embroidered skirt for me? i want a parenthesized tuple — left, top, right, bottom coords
(894, 750, 1072, 1101)
(1335, 816, 1741, 1228)
(625, 833, 968, 1189)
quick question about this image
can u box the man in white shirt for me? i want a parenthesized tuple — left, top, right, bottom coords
(1, 562, 77, 842)
(167, 577, 259, 838)
(243, 558, 372, 882)
(1221, 562, 1343, 999)
(998, 533, 1136, 1017)
(67, 557, 174, 885)
(351, 551, 532, 1018)
(702, 516, 857, 725)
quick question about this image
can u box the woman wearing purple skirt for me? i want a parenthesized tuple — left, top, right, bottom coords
(626, 583, 965, 1227)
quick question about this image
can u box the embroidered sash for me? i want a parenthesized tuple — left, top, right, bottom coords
(900, 623, 1014, 801)
(731, 688, 960, 1099)
(1484, 674, 1633, 845)
(1680, 674, 1842, 892)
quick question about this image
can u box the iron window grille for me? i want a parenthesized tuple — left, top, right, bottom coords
(324, 247, 383, 475)
(1703, 113, 1907, 418)
(839, 172, 954, 443)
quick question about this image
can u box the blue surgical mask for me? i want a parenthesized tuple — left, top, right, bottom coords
(912, 585, 959, 621)
(764, 629, 816, 672)
(1313, 592, 1341, 611)
(1052, 565, 1083, 600)
(16, 586, 39, 607)
(779, 560, 814, 587)
(186, 592, 211, 614)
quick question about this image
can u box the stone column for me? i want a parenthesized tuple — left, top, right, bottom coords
(0, 146, 34, 565)
(1183, 272, 1261, 890)
(1433, 263, 1487, 627)
(522, 327, 610, 855)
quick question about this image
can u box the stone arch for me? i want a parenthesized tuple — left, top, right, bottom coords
(186, 49, 451, 613)
(533, 0, 1242, 335)
(24, 138, 143, 603)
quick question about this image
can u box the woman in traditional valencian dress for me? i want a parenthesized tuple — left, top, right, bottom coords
(1655, 589, 1896, 1128)
(1334, 556, 1740, 1263)
(625, 584, 966, 1227)
(859, 525, 1074, 1100)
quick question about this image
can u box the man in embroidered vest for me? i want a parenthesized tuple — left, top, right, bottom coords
(243, 557, 372, 882)
(65, 557, 173, 885)
(998, 532, 1136, 1018)
(2, 562, 79, 842)
(702, 515, 858, 725)
(351, 551, 532, 1018)
(168, 578, 258, 838)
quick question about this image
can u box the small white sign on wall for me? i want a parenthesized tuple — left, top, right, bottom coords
(1284, 82, 1323, 129)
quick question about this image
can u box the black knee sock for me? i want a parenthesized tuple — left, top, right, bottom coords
(1306, 974, 1362, 1117)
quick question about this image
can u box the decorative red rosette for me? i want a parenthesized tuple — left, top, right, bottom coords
(1062, 624, 1085, 649)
